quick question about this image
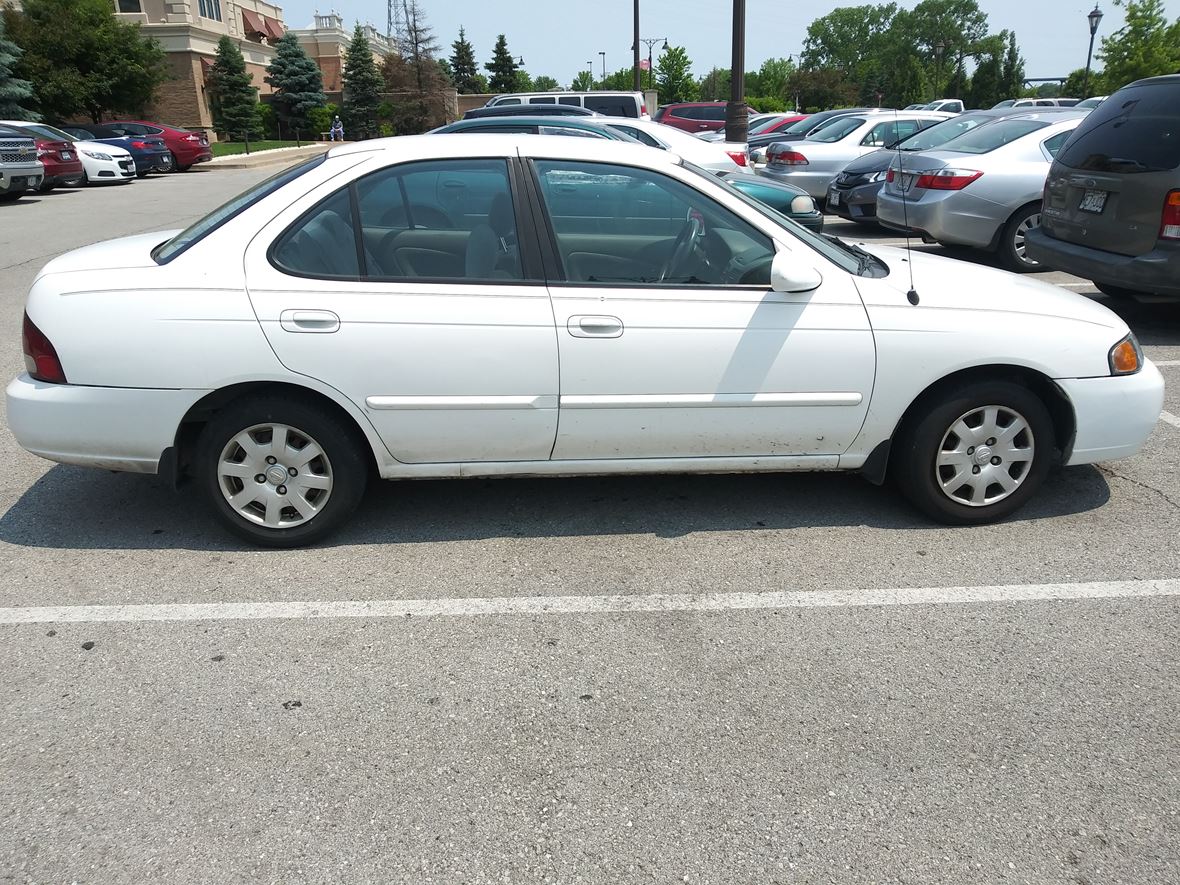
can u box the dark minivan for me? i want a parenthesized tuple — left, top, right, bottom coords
(1027, 75, 1180, 298)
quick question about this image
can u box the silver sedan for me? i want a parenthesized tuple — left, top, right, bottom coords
(876, 112, 1089, 272)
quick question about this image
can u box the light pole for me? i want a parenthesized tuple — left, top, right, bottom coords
(599, 51, 606, 85)
(724, 0, 747, 144)
(1083, 4, 1104, 98)
(632, 0, 641, 91)
(934, 40, 945, 98)
(639, 37, 667, 91)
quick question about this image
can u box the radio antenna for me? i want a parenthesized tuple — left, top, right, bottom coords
(894, 108, 920, 305)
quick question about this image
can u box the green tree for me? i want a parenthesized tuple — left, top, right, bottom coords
(655, 44, 697, 103)
(449, 26, 481, 93)
(264, 32, 325, 137)
(787, 67, 858, 111)
(209, 35, 261, 139)
(1099, 0, 1180, 91)
(570, 70, 594, 91)
(801, 3, 898, 77)
(342, 24, 382, 139)
(400, 0, 440, 93)
(600, 66, 638, 90)
(1062, 66, 1105, 98)
(882, 51, 929, 107)
(485, 34, 518, 93)
(0, 17, 37, 120)
(532, 75, 559, 91)
(750, 57, 795, 104)
(966, 37, 1004, 108)
(436, 58, 454, 85)
(697, 67, 730, 101)
(3, 0, 168, 122)
(998, 32, 1026, 100)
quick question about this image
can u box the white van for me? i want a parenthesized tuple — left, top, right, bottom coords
(485, 91, 649, 119)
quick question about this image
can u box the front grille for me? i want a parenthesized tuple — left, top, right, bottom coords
(0, 139, 35, 163)
(118, 159, 133, 170)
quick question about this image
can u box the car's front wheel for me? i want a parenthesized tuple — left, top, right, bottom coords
(195, 397, 368, 547)
(892, 380, 1055, 525)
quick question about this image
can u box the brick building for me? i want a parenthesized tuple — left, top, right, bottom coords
(289, 13, 391, 94)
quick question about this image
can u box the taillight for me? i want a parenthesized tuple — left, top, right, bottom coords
(22, 312, 67, 384)
(1160, 190, 1180, 240)
(640, 102, 647, 116)
(726, 150, 747, 167)
(769, 149, 808, 166)
(886, 168, 895, 182)
(131, 140, 149, 149)
(185, 133, 200, 142)
(914, 168, 983, 190)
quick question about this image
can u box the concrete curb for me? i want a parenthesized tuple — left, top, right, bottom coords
(208, 143, 332, 169)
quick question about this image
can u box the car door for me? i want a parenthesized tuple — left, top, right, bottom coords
(528, 158, 875, 461)
(243, 156, 560, 465)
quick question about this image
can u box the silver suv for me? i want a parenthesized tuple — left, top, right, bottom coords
(1027, 75, 1180, 298)
(0, 125, 43, 202)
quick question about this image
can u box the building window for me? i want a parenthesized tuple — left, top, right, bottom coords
(116, 0, 142, 12)
(198, 0, 222, 22)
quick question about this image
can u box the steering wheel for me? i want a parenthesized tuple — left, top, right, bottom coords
(380, 203, 455, 229)
(658, 211, 705, 283)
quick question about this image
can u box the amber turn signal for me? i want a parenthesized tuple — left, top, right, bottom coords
(1109, 336, 1141, 375)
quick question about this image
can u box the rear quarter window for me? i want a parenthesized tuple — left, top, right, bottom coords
(1056, 84, 1180, 173)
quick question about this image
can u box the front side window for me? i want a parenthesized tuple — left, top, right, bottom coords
(494, 98, 521, 106)
(533, 160, 773, 286)
(528, 97, 556, 105)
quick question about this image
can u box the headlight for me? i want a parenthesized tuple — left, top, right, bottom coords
(1109, 332, 1142, 375)
(868, 170, 889, 183)
(80, 149, 113, 161)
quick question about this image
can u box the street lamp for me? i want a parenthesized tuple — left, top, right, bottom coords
(1083, 4, 1104, 98)
(598, 51, 606, 85)
(639, 36, 668, 91)
(934, 40, 945, 98)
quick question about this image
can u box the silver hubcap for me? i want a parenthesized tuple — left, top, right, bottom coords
(1013, 212, 1041, 267)
(216, 423, 332, 529)
(935, 405, 1035, 507)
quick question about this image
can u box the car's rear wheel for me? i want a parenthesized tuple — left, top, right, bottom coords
(998, 203, 1043, 273)
(892, 380, 1054, 525)
(195, 397, 368, 547)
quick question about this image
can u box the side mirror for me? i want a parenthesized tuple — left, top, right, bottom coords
(770, 251, 822, 293)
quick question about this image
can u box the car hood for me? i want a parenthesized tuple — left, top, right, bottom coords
(842, 148, 897, 174)
(73, 139, 132, 158)
(37, 230, 182, 279)
(857, 244, 1125, 332)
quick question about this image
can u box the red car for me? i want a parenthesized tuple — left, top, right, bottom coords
(653, 102, 758, 133)
(106, 120, 212, 171)
(30, 137, 83, 191)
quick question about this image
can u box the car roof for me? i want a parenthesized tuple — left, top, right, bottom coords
(464, 104, 599, 119)
(441, 117, 635, 139)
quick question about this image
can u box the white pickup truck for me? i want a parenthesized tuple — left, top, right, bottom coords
(0, 125, 43, 202)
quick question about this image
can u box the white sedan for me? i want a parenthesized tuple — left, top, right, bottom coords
(7, 135, 1164, 546)
(1, 121, 135, 185)
(602, 118, 752, 174)
(759, 111, 954, 198)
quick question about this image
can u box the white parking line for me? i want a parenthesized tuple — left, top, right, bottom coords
(1160, 411, 1180, 429)
(1153, 360, 1179, 367)
(2, 579, 1178, 626)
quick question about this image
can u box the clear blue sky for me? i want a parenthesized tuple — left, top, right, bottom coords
(282, 0, 1179, 86)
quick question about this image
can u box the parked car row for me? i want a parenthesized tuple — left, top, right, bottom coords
(0, 118, 212, 202)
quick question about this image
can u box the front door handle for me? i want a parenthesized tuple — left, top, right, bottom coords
(279, 309, 340, 333)
(567, 315, 623, 338)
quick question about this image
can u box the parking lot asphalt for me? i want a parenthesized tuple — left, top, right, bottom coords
(1, 166, 1178, 884)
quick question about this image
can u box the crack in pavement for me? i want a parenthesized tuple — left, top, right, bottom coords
(1098, 464, 1180, 511)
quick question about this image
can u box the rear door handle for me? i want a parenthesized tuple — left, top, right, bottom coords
(279, 309, 340, 333)
(567, 315, 623, 338)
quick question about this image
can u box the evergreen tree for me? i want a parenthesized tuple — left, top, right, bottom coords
(4, 0, 168, 122)
(400, 0, 439, 93)
(342, 24, 382, 139)
(210, 35, 261, 139)
(484, 34, 518, 93)
(697, 67, 730, 101)
(655, 45, 698, 103)
(0, 17, 37, 120)
(449, 25, 481, 94)
(998, 32, 1026, 100)
(264, 32, 325, 137)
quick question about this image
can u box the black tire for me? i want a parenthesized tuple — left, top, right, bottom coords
(998, 203, 1043, 273)
(892, 380, 1055, 525)
(38, 182, 55, 193)
(136, 169, 148, 178)
(195, 396, 369, 547)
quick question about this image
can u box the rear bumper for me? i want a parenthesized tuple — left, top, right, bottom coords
(0, 165, 43, 193)
(1057, 362, 1165, 466)
(758, 167, 836, 199)
(877, 190, 1000, 250)
(6, 374, 205, 474)
(1025, 228, 1180, 297)
(133, 152, 174, 173)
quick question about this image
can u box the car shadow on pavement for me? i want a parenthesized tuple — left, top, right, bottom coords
(0, 462, 1111, 551)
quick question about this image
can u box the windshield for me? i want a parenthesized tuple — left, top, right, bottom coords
(682, 160, 863, 274)
(938, 119, 1049, 154)
(153, 155, 326, 263)
(807, 117, 865, 143)
(897, 113, 990, 151)
(24, 123, 75, 142)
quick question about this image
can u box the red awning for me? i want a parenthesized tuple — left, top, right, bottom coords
(241, 9, 267, 35)
(199, 56, 214, 79)
(263, 16, 285, 40)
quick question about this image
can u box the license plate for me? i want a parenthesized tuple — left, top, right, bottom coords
(1079, 189, 1107, 214)
(828, 188, 841, 206)
(60, 151, 72, 159)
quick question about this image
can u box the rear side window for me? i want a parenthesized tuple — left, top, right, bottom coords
(1056, 84, 1180, 172)
(941, 119, 1049, 154)
(702, 106, 727, 122)
(608, 124, 663, 148)
(558, 96, 582, 106)
(529, 97, 556, 104)
(585, 96, 636, 117)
